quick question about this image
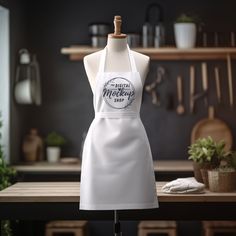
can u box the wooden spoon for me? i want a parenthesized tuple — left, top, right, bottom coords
(201, 62, 208, 107)
(176, 76, 185, 115)
(190, 65, 195, 113)
(227, 54, 234, 108)
(214, 67, 221, 104)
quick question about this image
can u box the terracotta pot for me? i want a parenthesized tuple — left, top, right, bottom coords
(208, 170, 236, 192)
(192, 162, 203, 183)
(200, 168, 209, 188)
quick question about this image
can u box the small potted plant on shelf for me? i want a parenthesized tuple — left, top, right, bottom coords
(174, 13, 198, 49)
(0, 112, 17, 236)
(45, 131, 66, 163)
(208, 151, 236, 192)
(188, 136, 223, 187)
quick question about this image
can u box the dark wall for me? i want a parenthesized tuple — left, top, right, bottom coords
(14, 0, 236, 162)
(0, 0, 29, 164)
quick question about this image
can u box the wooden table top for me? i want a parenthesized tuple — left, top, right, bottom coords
(13, 160, 193, 173)
(0, 181, 236, 203)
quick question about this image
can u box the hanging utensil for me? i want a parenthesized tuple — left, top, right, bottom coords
(189, 65, 195, 114)
(145, 86, 160, 106)
(176, 75, 185, 115)
(214, 32, 219, 47)
(151, 90, 159, 106)
(192, 63, 208, 104)
(191, 106, 233, 151)
(142, 4, 154, 47)
(30, 55, 42, 106)
(202, 32, 207, 47)
(227, 54, 234, 108)
(153, 4, 165, 48)
(155, 66, 165, 107)
(145, 66, 165, 107)
(230, 32, 235, 47)
(142, 3, 165, 48)
(214, 67, 221, 104)
(145, 81, 156, 92)
(201, 62, 208, 107)
(14, 49, 33, 105)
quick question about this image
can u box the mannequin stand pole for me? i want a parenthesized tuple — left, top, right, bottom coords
(114, 210, 122, 236)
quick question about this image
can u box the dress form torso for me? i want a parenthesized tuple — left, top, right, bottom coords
(80, 32, 159, 210)
(83, 37, 150, 92)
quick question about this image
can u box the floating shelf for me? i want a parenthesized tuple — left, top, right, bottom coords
(61, 46, 236, 61)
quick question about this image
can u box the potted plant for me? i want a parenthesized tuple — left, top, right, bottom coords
(208, 151, 236, 192)
(174, 13, 198, 48)
(44, 131, 66, 163)
(0, 112, 17, 236)
(188, 136, 223, 187)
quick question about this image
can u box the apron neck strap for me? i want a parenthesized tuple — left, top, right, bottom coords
(98, 44, 137, 73)
(98, 47, 107, 73)
(127, 44, 137, 72)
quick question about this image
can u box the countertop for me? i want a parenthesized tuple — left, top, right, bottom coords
(1, 181, 236, 221)
(0, 181, 236, 203)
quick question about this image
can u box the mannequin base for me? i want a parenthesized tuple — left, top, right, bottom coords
(114, 210, 122, 236)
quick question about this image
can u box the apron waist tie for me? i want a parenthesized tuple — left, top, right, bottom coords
(95, 112, 140, 119)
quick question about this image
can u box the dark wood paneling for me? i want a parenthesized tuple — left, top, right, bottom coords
(19, 0, 236, 162)
(0, 0, 30, 164)
(8, 0, 236, 162)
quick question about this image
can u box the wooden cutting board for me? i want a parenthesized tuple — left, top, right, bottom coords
(191, 106, 233, 151)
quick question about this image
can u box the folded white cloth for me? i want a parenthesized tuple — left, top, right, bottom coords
(162, 177, 205, 194)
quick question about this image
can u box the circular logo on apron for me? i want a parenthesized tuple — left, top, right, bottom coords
(102, 77, 135, 109)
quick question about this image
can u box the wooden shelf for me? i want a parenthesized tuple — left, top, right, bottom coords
(12, 160, 193, 173)
(61, 46, 236, 61)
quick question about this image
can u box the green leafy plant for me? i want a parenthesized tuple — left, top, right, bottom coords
(0, 112, 17, 236)
(188, 136, 225, 169)
(175, 13, 199, 23)
(218, 150, 236, 170)
(45, 131, 66, 147)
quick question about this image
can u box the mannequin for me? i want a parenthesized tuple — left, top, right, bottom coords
(82, 16, 156, 236)
(84, 18, 150, 93)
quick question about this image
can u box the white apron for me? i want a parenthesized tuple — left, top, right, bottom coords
(79, 45, 159, 210)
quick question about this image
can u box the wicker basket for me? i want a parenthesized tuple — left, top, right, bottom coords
(200, 168, 209, 188)
(208, 170, 236, 192)
(192, 162, 203, 183)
